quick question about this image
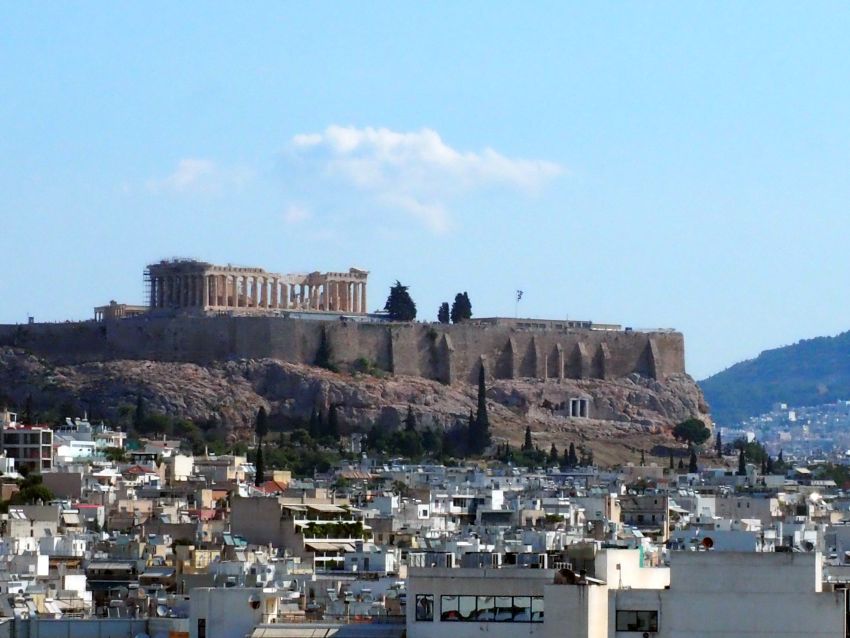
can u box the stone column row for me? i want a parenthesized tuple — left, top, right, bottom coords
(150, 273, 368, 314)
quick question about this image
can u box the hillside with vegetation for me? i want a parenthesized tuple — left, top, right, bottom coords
(700, 330, 850, 426)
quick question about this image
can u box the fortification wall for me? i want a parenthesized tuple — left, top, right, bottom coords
(0, 317, 685, 383)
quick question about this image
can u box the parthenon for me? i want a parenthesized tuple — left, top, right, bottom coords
(145, 259, 369, 314)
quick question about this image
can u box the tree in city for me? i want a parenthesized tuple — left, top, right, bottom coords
(715, 431, 723, 458)
(688, 447, 698, 473)
(254, 406, 269, 487)
(254, 444, 265, 486)
(640, 449, 646, 466)
(133, 394, 146, 433)
(384, 281, 417, 321)
(523, 426, 533, 452)
(737, 448, 747, 476)
(677, 458, 685, 471)
(255, 406, 269, 440)
(669, 451, 675, 470)
(22, 394, 34, 426)
(672, 418, 711, 447)
(437, 302, 450, 324)
(467, 364, 491, 455)
(327, 404, 340, 439)
(404, 405, 417, 433)
(450, 292, 473, 324)
(567, 442, 578, 468)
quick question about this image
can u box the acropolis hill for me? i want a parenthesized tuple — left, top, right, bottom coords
(0, 259, 709, 462)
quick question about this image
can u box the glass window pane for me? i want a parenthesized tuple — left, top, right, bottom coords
(458, 596, 477, 621)
(441, 595, 459, 622)
(476, 596, 495, 621)
(531, 597, 544, 623)
(494, 597, 513, 622)
(416, 595, 434, 621)
(513, 596, 531, 622)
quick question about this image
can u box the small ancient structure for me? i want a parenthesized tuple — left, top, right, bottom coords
(144, 259, 369, 314)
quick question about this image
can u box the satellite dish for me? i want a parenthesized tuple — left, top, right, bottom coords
(156, 605, 168, 617)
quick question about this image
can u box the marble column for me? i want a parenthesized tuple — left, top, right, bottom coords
(360, 282, 367, 315)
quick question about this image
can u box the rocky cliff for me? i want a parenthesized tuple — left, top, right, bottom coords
(0, 346, 709, 465)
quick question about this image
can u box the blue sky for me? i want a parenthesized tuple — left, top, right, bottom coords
(2, 3, 850, 380)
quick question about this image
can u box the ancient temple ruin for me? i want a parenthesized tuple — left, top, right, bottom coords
(144, 259, 369, 314)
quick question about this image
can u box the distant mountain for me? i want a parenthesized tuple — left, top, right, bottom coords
(700, 331, 850, 426)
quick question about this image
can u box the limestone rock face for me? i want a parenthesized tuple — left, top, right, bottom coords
(0, 346, 710, 463)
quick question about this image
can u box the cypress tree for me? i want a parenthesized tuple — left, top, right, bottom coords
(255, 406, 269, 440)
(308, 407, 321, 439)
(669, 450, 675, 470)
(715, 431, 723, 458)
(254, 444, 265, 486)
(524, 426, 533, 452)
(549, 443, 558, 464)
(22, 394, 33, 426)
(327, 404, 339, 438)
(688, 448, 698, 473)
(437, 302, 450, 324)
(678, 458, 685, 471)
(469, 363, 491, 454)
(133, 394, 146, 432)
(737, 448, 747, 476)
(404, 405, 417, 432)
(450, 292, 473, 324)
(567, 442, 578, 468)
(640, 449, 646, 466)
(315, 327, 334, 370)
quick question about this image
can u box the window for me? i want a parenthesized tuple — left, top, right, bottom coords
(440, 596, 544, 623)
(616, 610, 658, 632)
(441, 595, 459, 621)
(415, 595, 434, 621)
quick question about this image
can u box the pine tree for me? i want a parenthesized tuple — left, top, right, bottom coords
(254, 444, 265, 486)
(688, 448, 698, 473)
(450, 292, 473, 324)
(404, 405, 417, 433)
(384, 281, 417, 321)
(523, 426, 533, 452)
(255, 406, 269, 440)
(737, 448, 747, 476)
(549, 443, 558, 464)
(437, 302, 450, 324)
(715, 430, 723, 458)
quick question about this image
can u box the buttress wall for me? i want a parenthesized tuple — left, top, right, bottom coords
(0, 318, 685, 383)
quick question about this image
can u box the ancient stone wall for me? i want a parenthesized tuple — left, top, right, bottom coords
(0, 317, 685, 383)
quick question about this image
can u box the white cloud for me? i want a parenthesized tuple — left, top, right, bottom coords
(282, 204, 311, 225)
(148, 158, 252, 195)
(288, 126, 563, 232)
